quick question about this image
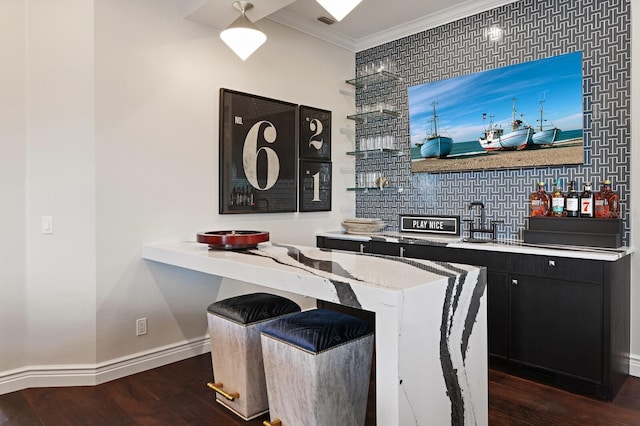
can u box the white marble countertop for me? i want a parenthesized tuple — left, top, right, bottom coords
(317, 231, 634, 262)
(142, 240, 480, 294)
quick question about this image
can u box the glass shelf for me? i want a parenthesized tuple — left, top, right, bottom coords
(347, 186, 401, 192)
(346, 70, 402, 88)
(347, 109, 401, 123)
(347, 148, 401, 157)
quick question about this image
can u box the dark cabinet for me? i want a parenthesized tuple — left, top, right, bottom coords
(506, 254, 630, 399)
(509, 275, 603, 381)
(316, 234, 630, 400)
(487, 270, 509, 360)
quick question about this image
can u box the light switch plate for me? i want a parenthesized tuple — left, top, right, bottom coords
(41, 216, 53, 234)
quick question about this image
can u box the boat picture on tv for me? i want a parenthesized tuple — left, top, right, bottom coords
(408, 51, 584, 173)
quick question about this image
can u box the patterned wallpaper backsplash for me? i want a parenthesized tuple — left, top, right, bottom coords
(353, 0, 631, 244)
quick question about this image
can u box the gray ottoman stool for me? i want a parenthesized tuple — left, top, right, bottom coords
(260, 309, 374, 426)
(206, 293, 301, 420)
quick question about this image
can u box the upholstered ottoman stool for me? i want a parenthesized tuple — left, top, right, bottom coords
(260, 309, 374, 426)
(206, 293, 301, 420)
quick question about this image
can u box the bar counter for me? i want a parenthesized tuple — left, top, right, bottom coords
(142, 241, 488, 426)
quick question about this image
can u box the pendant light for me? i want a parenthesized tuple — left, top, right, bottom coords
(315, 0, 362, 21)
(220, 1, 267, 61)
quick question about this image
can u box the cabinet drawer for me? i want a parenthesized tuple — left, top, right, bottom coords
(510, 254, 603, 284)
(448, 249, 508, 271)
(316, 236, 372, 253)
(371, 241, 459, 261)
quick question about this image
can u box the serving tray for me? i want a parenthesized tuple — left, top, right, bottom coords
(197, 230, 269, 250)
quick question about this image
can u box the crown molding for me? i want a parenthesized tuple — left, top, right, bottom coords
(353, 0, 518, 51)
(267, 8, 360, 51)
(269, 0, 519, 52)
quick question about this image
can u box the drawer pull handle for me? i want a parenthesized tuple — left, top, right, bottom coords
(512, 279, 518, 286)
(548, 260, 556, 267)
(400, 247, 405, 257)
(360, 243, 365, 253)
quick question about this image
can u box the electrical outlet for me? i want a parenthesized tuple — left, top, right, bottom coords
(136, 318, 147, 336)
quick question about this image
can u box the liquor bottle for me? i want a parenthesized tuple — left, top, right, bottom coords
(595, 179, 620, 219)
(236, 186, 243, 206)
(580, 181, 594, 218)
(594, 180, 609, 218)
(565, 180, 579, 217)
(606, 180, 621, 219)
(530, 181, 551, 217)
(551, 178, 565, 217)
(249, 185, 255, 207)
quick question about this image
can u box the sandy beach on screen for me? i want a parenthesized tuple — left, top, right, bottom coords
(411, 139, 584, 173)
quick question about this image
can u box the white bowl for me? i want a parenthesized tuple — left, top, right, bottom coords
(342, 219, 386, 234)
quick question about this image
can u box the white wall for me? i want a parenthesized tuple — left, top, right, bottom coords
(1, 0, 97, 375)
(25, 0, 97, 368)
(0, 0, 27, 372)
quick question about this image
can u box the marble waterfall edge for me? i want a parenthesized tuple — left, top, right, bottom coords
(142, 241, 487, 425)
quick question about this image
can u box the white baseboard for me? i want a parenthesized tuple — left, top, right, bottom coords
(2, 339, 637, 396)
(630, 352, 640, 378)
(0, 336, 211, 396)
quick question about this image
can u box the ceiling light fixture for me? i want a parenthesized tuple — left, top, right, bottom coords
(483, 25, 504, 42)
(315, 0, 362, 22)
(220, 1, 266, 61)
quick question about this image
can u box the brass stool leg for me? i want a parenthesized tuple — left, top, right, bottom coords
(206, 382, 240, 401)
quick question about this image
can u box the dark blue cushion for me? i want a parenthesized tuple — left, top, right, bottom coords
(261, 309, 374, 354)
(207, 293, 301, 325)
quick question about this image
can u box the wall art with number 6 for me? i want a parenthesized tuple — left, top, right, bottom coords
(219, 88, 297, 214)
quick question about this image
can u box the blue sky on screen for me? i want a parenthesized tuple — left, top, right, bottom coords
(408, 51, 583, 146)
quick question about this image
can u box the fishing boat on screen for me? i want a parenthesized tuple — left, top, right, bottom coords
(530, 99, 561, 146)
(418, 102, 453, 158)
(479, 98, 532, 151)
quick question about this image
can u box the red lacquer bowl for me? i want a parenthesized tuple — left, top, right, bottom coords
(197, 230, 269, 250)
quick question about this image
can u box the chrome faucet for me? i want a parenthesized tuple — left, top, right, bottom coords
(469, 201, 486, 230)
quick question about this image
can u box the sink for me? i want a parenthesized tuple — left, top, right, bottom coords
(382, 233, 464, 244)
(463, 238, 492, 243)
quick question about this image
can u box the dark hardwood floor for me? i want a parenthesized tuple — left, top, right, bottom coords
(1, 354, 639, 425)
